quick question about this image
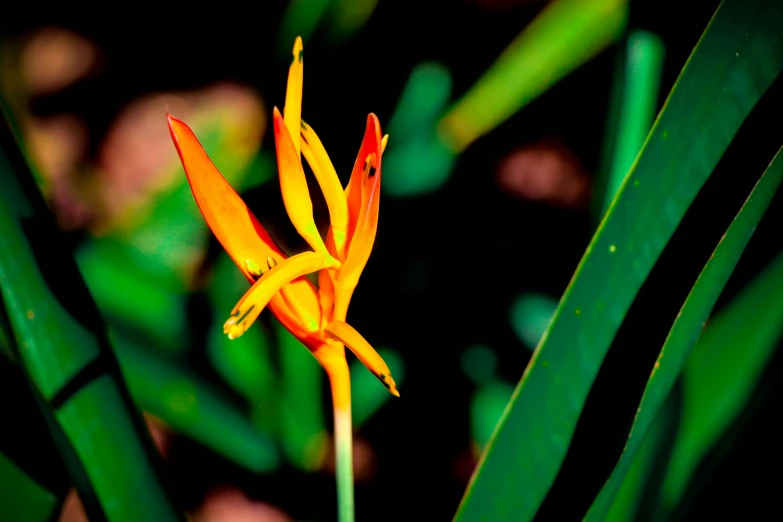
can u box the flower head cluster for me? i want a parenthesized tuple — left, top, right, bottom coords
(168, 37, 398, 406)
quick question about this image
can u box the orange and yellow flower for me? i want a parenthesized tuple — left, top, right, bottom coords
(167, 37, 398, 412)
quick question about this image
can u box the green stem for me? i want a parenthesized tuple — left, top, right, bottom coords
(335, 404, 354, 522)
(327, 357, 354, 522)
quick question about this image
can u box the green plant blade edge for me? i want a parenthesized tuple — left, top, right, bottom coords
(453, 2, 783, 520)
(660, 247, 783, 512)
(586, 145, 783, 520)
(0, 104, 184, 521)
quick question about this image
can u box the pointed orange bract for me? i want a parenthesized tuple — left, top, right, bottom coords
(168, 115, 285, 282)
(345, 115, 382, 250)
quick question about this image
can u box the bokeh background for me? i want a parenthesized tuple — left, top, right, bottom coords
(2, 1, 780, 520)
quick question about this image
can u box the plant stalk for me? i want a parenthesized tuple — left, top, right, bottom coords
(326, 355, 354, 522)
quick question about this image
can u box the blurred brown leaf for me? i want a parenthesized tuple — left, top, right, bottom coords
(495, 138, 590, 208)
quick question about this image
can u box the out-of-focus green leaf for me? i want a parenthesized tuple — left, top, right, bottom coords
(586, 145, 783, 520)
(277, 0, 334, 59)
(0, 104, 184, 521)
(0, 319, 69, 522)
(383, 62, 454, 197)
(604, 392, 678, 522)
(440, 0, 628, 153)
(595, 29, 666, 220)
(460, 344, 498, 384)
(470, 380, 515, 451)
(276, 319, 327, 471)
(76, 238, 187, 354)
(509, 293, 558, 350)
(208, 252, 277, 417)
(660, 248, 783, 512)
(326, 0, 380, 42)
(454, 2, 783, 520)
(351, 347, 404, 428)
(113, 334, 279, 473)
(0, 452, 61, 522)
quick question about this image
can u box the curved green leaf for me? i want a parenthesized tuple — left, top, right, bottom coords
(595, 29, 665, 219)
(113, 335, 279, 473)
(604, 392, 678, 522)
(586, 145, 783, 520)
(661, 247, 783, 512)
(276, 319, 327, 471)
(0, 104, 184, 521)
(454, 2, 783, 520)
(0, 452, 61, 522)
(439, 0, 628, 153)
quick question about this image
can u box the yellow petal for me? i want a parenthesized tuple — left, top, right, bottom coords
(300, 120, 349, 259)
(325, 320, 399, 397)
(284, 36, 304, 156)
(224, 251, 338, 340)
(273, 107, 328, 254)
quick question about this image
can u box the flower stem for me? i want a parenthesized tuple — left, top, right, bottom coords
(326, 356, 354, 522)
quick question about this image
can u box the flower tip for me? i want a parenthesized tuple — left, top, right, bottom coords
(166, 113, 192, 146)
(223, 318, 244, 340)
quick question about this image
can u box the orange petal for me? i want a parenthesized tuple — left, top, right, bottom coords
(300, 120, 349, 258)
(273, 107, 328, 254)
(284, 37, 304, 156)
(335, 126, 383, 316)
(167, 114, 284, 281)
(344, 114, 382, 249)
(224, 251, 338, 340)
(325, 320, 399, 397)
(318, 267, 336, 329)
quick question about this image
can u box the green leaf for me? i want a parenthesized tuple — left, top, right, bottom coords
(0, 318, 69, 522)
(207, 252, 277, 414)
(76, 238, 187, 355)
(470, 380, 515, 451)
(594, 29, 666, 220)
(508, 293, 559, 350)
(604, 391, 678, 522)
(276, 319, 327, 471)
(0, 104, 184, 521)
(113, 334, 279, 473)
(660, 247, 783, 512)
(277, 0, 334, 59)
(453, 2, 783, 520)
(0, 452, 61, 522)
(439, 0, 628, 153)
(585, 145, 783, 520)
(326, 0, 380, 43)
(382, 62, 454, 197)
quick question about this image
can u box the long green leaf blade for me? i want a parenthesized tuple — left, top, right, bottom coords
(113, 335, 279, 473)
(660, 247, 783, 512)
(0, 451, 61, 522)
(454, 2, 783, 520)
(586, 145, 783, 520)
(0, 104, 184, 521)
